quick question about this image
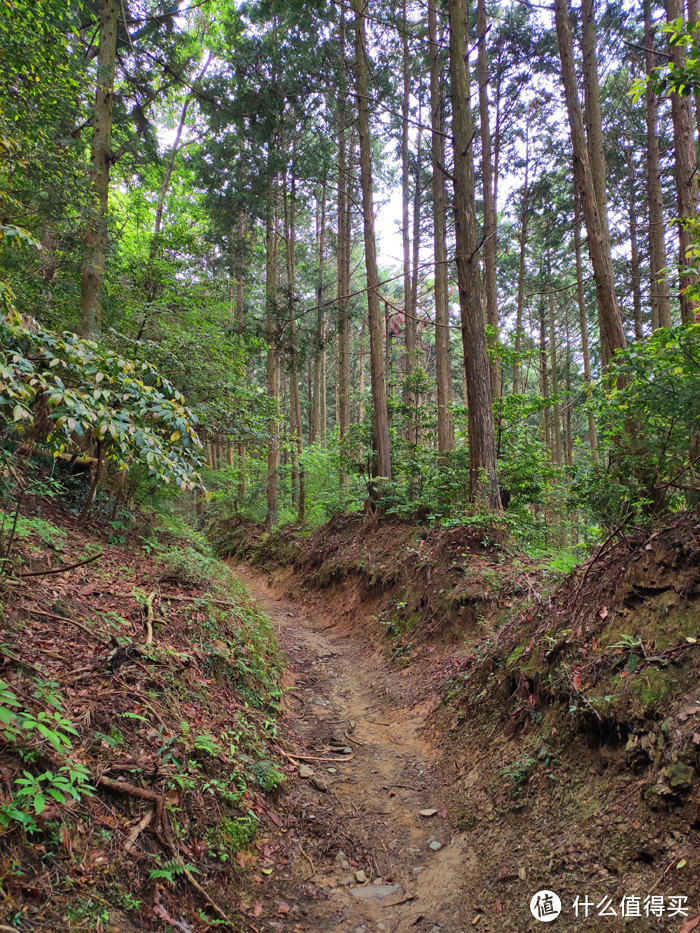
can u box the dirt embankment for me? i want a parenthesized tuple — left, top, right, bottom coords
(213, 513, 540, 651)
(216, 511, 700, 931)
(0, 498, 290, 932)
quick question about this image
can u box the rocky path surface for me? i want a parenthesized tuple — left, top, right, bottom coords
(234, 566, 474, 933)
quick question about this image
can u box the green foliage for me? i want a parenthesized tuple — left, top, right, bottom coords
(580, 324, 700, 526)
(0, 678, 94, 832)
(220, 814, 258, 852)
(0, 314, 204, 491)
(631, 17, 700, 100)
(149, 858, 201, 885)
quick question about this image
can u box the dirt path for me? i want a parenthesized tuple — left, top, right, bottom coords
(235, 566, 475, 933)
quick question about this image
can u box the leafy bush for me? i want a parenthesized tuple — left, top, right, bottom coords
(0, 312, 204, 493)
(582, 324, 700, 526)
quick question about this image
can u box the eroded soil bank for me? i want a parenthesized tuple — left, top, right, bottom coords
(229, 518, 700, 933)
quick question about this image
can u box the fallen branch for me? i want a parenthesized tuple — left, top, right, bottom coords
(15, 551, 103, 578)
(24, 607, 106, 644)
(382, 894, 416, 908)
(299, 845, 315, 876)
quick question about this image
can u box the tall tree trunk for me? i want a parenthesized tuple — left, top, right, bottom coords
(513, 131, 529, 396)
(666, 0, 700, 323)
(354, 0, 392, 482)
(80, 0, 119, 336)
(547, 272, 563, 472)
(337, 23, 352, 482)
(574, 182, 600, 463)
(688, 0, 700, 142)
(447, 0, 500, 508)
(285, 147, 305, 522)
(312, 180, 327, 446)
(429, 0, 455, 455)
(644, 0, 672, 330)
(477, 0, 500, 399)
(265, 178, 280, 530)
(555, 0, 626, 362)
(628, 159, 644, 340)
(402, 0, 416, 397)
(538, 300, 550, 453)
(581, 0, 616, 366)
(235, 209, 247, 509)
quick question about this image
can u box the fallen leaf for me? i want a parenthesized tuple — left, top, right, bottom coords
(419, 808, 438, 818)
(679, 916, 700, 933)
(693, 732, 700, 745)
(572, 672, 582, 690)
(599, 606, 609, 619)
(252, 902, 264, 918)
(494, 898, 503, 914)
(676, 858, 687, 869)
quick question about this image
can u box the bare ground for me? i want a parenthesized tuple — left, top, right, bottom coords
(235, 565, 475, 933)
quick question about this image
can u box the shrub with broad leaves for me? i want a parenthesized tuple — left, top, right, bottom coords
(0, 311, 204, 492)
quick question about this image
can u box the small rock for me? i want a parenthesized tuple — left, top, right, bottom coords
(327, 767, 337, 774)
(350, 884, 401, 900)
(428, 841, 442, 852)
(518, 867, 527, 881)
(343, 746, 353, 754)
(354, 869, 367, 883)
(353, 927, 367, 933)
(339, 875, 355, 886)
(311, 776, 328, 792)
(420, 808, 439, 818)
(413, 866, 425, 874)
(298, 764, 314, 779)
(341, 860, 351, 869)
(334, 850, 347, 864)
(662, 762, 694, 791)
(372, 877, 384, 885)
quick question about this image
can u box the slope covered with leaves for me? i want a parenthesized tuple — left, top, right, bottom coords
(0, 497, 289, 931)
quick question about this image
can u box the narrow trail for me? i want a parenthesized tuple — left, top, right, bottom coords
(235, 566, 475, 933)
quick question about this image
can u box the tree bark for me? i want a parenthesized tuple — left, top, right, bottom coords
(354, 0, 392, 482)
(573, 182, 600, 462)
(666, 0, 700, 323)
(80, 0, 119, 336)
(235, 209, 247, 509)
(513, 130, 529, 396)
(644, 0, 672, 330)
(554, 0, 626, 362)
(265, 178, 280, 530)
(337, 31, 353, 482)
(477, 0, 500, 399)
(402, 0, 416, 402)
(447, 0, 500, 508)
(627, 158, 644, 340)
(428, 0, 455, 455)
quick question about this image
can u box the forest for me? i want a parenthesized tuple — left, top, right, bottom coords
(1, 0, 700, 930)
